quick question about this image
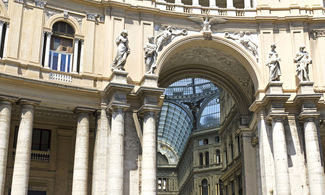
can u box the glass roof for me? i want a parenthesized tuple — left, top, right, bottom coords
(157, 78, 221, 160)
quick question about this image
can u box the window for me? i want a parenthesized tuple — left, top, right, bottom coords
(204, 139, 209, 145)
(32, 129, 51, 151)
(237, 135, 240, 154)
(157, 178, 167, 191)
(216, 149, 221, 165)
(199, 139, 204, 146)
(231, 180, 235, 195)
(205, 151, 209, 166)
(9, 190, 46, 195)
(201, 179, 209, 195)
(14, 127, 51, 151)
(199, 153, 204, 166)
(238, 175, 242, 195)
(48, 22, 75, 73)
(215, 136, 220, 143)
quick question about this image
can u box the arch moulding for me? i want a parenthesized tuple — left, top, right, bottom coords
(44, 14, 82, 37)
(156, 34, 263, 92)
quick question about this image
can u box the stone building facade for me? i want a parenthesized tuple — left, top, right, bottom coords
(0, 0, 325, 195)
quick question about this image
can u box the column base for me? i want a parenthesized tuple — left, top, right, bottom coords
(140, 74, 158, 88)
(266, 81, 283, 94)
(297, 81, 314, 94)
(110, 70, 128, 84)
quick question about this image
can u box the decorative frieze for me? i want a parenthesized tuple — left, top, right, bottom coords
(310, 30, 325, 39)
(86, 13, 104, 23)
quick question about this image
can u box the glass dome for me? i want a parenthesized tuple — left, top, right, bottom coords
(157, 78, 221, 161)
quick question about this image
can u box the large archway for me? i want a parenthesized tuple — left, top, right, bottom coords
(156, 35, 262, 116)
(155, 35, 260, 195)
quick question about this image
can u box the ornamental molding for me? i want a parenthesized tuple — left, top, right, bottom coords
(35, 0, 46, 8)
(86, 13, 104, 24)
(311, 30, 325, 39)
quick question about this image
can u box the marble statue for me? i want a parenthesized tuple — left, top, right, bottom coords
(155, 26, 187, 53)
(294, 45, 312, 81)
(225, 31, 258, 60)
(111, 30, 130, 71)
(266, 43, 281, 81)
(144, 36, 158, 74)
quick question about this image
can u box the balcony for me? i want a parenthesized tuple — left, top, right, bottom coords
(155, 0, 256, 17)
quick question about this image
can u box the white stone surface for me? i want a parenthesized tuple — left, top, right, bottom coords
(92, 107, 108, 195)
(257, 112, 275, 195)
(272, 118, 290, 195)
(141, 112, 157, 195)
(11, 104, 34, 195)
(72, 112, 90, 195)
(304, 118, 325, 195)
(107, 108, 125, 195)
(0, 101, 11, 195)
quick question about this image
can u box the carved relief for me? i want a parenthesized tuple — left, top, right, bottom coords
(35, 0, 46, 8)
(87, 13, 104, 24)
(225, 31, 259, 61)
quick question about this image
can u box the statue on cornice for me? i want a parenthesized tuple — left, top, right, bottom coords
(266, 43, 281, 81)
(144, 36, 158, 74)
(294, 45, 312, 82)
(225, 31, 259, 60)
(155, 26, 187, 53)
(111, 30, 130, 71)
(188, 15, 226, 33)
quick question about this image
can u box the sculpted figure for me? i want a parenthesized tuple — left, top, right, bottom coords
(111, 30, 130, 71)
(188, 16, 226, 33)
(225, 31, 258, 59)
(155, 26, 187, 53)
(144, 36, 158, 74)
(294, 45, 312, 81)
(266, 44, 281, 81)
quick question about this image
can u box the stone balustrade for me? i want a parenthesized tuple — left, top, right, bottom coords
(156, 0, 257, 16)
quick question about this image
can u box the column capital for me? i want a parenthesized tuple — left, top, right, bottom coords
(0, 95, 18, 104)
(18, 98, 41, 106)
(74, 107, 96, 114)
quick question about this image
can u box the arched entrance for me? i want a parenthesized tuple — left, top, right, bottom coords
(155, 35, 261, 195)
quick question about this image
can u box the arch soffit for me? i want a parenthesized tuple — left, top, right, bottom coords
(45, 14, 82, 36)
(156, 34, 263, 92)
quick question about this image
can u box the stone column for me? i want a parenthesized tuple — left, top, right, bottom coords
(209, 0, 216, 7)
(227, 0, 234, 8)
(72, 39, 79, 73)
(192, 0, 199, 6)
(244, 0, 251, 8)
(72, 111, 91, 195)
(107, 108, 125, 195)
(92, 104, 109, 195)
(0, 99, 12, 194)
(141, 111, 157, 195)
(271, 117, 290, 195)
(11, 103, 37, 195)
(44, 32, 52, 68)
(304, 117, 325, 195)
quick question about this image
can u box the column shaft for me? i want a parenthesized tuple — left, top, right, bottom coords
(72, 39, 79, 73)
(0, 101, 12, 194)
(11, 104, 35, 195)
(244, 0, 251, 8)
(72, 113, 90, 195)
(304, 118, 325, 195)
(92, 107, 108, 195)
(141, 112, 157, 195)
(107, 108, 124, 195)
(272, 118, 290, 195)
(227, 0, 234, 8)
(209, 0, 216, 7)
(44, 32, 52, 68)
